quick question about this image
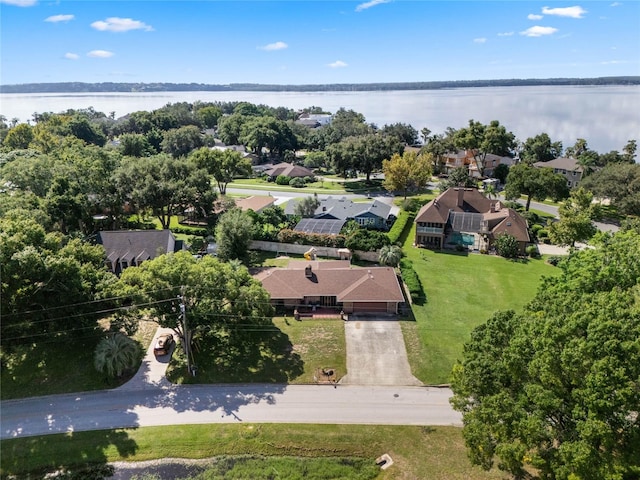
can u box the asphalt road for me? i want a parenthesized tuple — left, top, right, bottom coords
(1, 384, 460, 439)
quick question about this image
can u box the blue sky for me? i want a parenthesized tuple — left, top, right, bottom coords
(1, 1, 639, 85)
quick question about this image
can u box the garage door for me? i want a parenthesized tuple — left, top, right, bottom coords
(352, 302, 388, 313)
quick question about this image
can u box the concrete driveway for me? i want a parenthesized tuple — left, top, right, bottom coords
(340, 319, 422, 386)
(118, 327, 176, 391)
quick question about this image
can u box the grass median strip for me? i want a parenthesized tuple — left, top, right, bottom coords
(1, 424, 508, 479)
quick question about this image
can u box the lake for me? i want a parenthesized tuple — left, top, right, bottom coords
(1, 86, 639, 154)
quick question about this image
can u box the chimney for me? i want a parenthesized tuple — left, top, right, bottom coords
(305, 265, 312, 278)
(457, 188, 464, 208)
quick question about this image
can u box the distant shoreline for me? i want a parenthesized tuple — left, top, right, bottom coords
(2, 77, 639, 94)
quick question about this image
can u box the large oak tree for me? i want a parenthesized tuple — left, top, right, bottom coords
(451, 225, 640, 479)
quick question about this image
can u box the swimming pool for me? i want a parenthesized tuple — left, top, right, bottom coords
(449, 232, 476, 246)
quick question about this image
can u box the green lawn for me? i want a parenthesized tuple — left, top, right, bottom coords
(401, 223, 559, 384)
(229, 177, 385, 195)
(166, 317, 346, 385)
(1, 424, 509, 480)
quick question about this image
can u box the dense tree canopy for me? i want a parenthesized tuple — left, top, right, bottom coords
(113, 154, 215, 229)
(580, 163, 640, 216)
(520, 133, 563, 164)
(451, 225, 640, 479)
(215, 208, 254, 264)
(453, 120, 516, 177)
(382, 150, 433, 198)
(505, 163, 569, 211)
(190, 147, 252, 195)
(114, 251, 274, 353)
(548, 187, 599, 247)
(0, 214, 114, 345)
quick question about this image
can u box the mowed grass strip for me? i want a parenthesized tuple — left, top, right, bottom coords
(1, 424, 509, 480)
(402, 223, 559, 384)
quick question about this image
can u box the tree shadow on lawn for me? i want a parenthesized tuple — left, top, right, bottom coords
(169, 327, 304, 384)
(0, 331, 137, 401)
(1, 418, 138, 479)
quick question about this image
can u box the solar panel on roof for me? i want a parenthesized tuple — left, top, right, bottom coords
(293, 219, 346, 235)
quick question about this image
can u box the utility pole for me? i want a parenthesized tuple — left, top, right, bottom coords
(178, 286, 195, 376)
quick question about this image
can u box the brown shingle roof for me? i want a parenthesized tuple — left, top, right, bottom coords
(259, 264, 404, 302)
(235, 196, 275, 213)
(415, 188, 494, 223)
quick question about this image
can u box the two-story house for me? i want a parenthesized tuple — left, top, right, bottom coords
(533, 157, 584, 188)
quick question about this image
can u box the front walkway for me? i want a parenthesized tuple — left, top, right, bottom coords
(340, 320, 422, 386)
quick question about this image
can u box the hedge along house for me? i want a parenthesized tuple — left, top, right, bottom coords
(256, 260, 405, 314)
(414, 188, 530, 254)
(96, 229, 185, 275)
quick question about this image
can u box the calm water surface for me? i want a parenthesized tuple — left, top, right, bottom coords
(1, 86, 638, 153)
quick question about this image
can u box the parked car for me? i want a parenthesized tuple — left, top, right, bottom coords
(153, 333, 175, 357)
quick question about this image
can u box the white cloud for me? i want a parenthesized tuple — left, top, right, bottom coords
(87, 50, 114, 58)
(0, 0, 37, 6)
(91, 17, 153, 32)
(541, 6, 587, 18)
(610, 2, 621, 6)
(45, 14, 74, 23)
(355, 0, 390, 12)
(327, 60, 348, 68)
(520, 26, 558, 37)
(498, 31, 514, 36)
(474, 37, 487, 43)
(64, 52, 79, 60)
(528, 13, 543, 20)
(258, 41, 288, 51)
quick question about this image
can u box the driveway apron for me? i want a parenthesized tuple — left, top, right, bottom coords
(118, 327, 175, 391)
(340, 320, 422, 386)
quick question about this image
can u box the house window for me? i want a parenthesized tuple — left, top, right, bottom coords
(572, 171, 577, 176)
(567, 180, 572, 187)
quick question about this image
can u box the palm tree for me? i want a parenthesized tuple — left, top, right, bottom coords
(483, 183, 497, 199)
(379, 244, 403, 267)
(94, 333, 140, 378)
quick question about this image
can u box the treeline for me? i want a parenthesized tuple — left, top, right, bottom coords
(2, 76, 639, 94)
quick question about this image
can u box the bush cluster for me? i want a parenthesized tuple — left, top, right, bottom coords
(547, 255, 564, 266)
(171, 225, 209, 237)
(277, 229, 346, 248)
(344, 229, 390, 252)
(525, 244, 539, 258)
(275, 175, 291, 185)
(289, 177, 306, 188)
(387, 211, 414, 244)
(399, 258, 425, 303)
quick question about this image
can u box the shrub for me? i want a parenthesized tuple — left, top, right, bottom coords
(289, 177, 306, 188)
(275, 174, 291, 185)
(547, 255, 563, 266)
(399, 258, 425, 303)
(531, 224, 544, 234)
(172, 226, 209, 237)
(401, 197, 430, 213)
(387, 211, 414, 244)
(525, 245, 539, 258)
(277, 229, 346, 248)
(303, 175, 315, 183)
(537, 229, 549, 239)
(344, 229, 390, 252)
(494, 233, 520, 258)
